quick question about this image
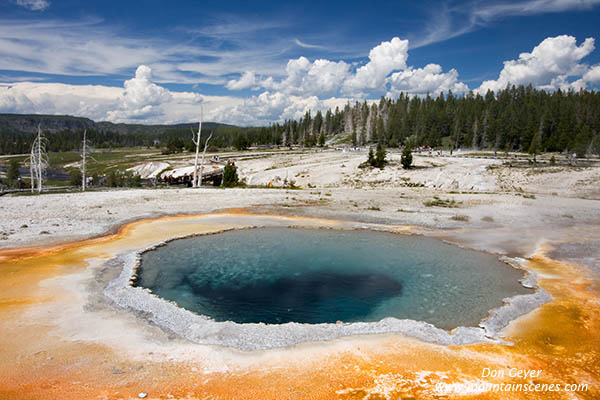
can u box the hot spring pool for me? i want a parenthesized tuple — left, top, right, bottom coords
(134, 228, 531, 328)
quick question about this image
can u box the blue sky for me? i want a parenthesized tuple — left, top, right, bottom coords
(0, 0, 599, 125)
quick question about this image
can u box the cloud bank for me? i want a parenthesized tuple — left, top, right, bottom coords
(227, 37, 468, 99)
(0, 65, 240, 124)
(477, 35, 598, 93)
(0, 35, 598, 126)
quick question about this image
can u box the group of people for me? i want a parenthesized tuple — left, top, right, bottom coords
(158, 174, 194, 187)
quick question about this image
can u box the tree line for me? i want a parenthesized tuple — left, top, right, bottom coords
(0, 124, 290, 154)
(281, 85, 599, 156)
(1, 85, 598, 156)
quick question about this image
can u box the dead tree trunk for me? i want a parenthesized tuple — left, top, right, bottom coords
(29, 147, 35, 193)
(81, 129, 88, 191)
(198, 132, 213, 187)
(192, 105, 204, 187)
(29, 124, 48, 193)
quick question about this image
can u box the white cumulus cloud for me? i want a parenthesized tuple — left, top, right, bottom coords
(0, 82, 121, 120)
(225, 37, 463, 100)
(226, 92, 349, 126)
(227, 57, 352, 97)
(263, 57, 351, 96)
(0, 66, 222, 124)
(226, 71, 259, 90)
(387, 64, 468, 97)
(477, 35, 596, 93)
(583, 65, 600, 83)
(342, 37, 409, 95)
(107, 65, 173, 121)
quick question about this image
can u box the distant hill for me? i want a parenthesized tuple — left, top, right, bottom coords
(0, 113, 237, 135)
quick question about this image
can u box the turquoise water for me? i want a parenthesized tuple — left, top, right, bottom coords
(135, 228, 530, 328)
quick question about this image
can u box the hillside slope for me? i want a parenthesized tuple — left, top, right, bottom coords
(0, 113, 235, 134)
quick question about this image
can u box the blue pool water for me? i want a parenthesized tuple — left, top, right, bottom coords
(135, 228, 530, 328)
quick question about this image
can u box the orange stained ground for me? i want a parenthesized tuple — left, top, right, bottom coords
(0, 212, 598, 400)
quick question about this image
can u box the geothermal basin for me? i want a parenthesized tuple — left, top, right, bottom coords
(1, 208, 597, 400)
(98, 218, 552, 351)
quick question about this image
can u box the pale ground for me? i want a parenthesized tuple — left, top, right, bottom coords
(1, 150, 599, 258)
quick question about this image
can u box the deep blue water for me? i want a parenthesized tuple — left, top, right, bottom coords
(135, 228, 530, 327)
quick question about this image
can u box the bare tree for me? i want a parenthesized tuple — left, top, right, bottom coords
(191, 105, 203, 187)
(197, 131, 213, 187)
(80, 129, 91, 191)
(29, 124, 48, 193)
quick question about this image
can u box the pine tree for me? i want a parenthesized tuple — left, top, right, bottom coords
(401, 145, 413, 169)
(574, 125, 591, 158)
(528, 118, 543, 163)
(222, 161, 239, 187)
(166, 137, 184, 153)
(367, 147, 375, 167)
(375, 141, 387, 169)
(7, 160, 20, 187)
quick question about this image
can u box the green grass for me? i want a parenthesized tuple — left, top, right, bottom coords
(79, 148, 164, 175)
(3, 148, 172, 189)
(367, 206, 381, 211)
(461, 152, 497, 157)
(48, 152, 80, 167)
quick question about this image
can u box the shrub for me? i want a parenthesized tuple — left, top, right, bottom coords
(401, 146, 413, 169)
(423, 196, 460, 208)
(70, 169, 82, 186)
(106, 171, 141, 187)
(107, 171, 120, 187)
(222, 161, 239, 187)
(375, 142, 387, 169)
(126, 173, 142, 187)
(166, 137, 184, 153)
(6, 160, 20, 187)
(367, 147, 375, 166)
